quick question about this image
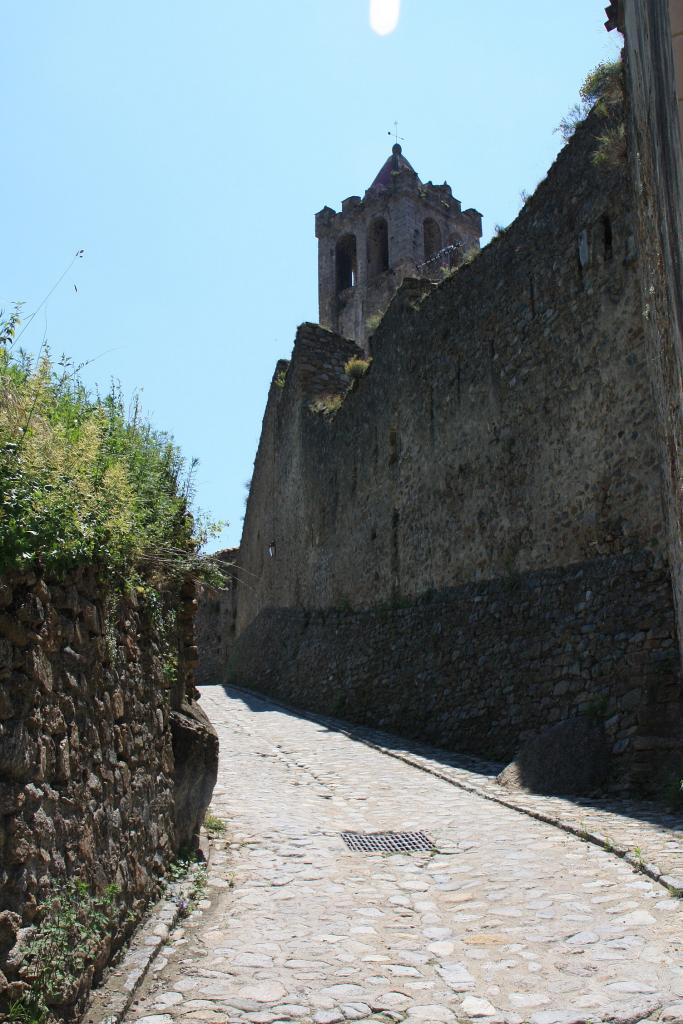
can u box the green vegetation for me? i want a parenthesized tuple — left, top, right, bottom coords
(10, 880, 120, 1021)
(308, 393, 345, 417)
(365, 312, 384, 334)
(166, 853, 208, 914)
(274, 366, 288, 389)
(461, 246, 481, 266)
(557, 58, 626, 167)
(8, 998, 48, 1024)
(592, 123, 627, 169)
(0, 306, 221, 584)
(344, 356, 372, 380)
(663, 774, 683, 811)
(579, 59, 624, 118)
(203, 811, 227, 835)
(438, 246, 480, 282)
(145, 587, 179, 685)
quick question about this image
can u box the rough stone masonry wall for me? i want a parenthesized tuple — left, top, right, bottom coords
(0, 566, 218, 1014)
(229, 551, 682, 793)
(618, 0, 683, 680)
(235, 113, 664, 622)
(196, 548, 239, 687)
(211, 109, 683, 788)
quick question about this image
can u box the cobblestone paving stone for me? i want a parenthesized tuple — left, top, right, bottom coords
(300, 708, 683, 897)
(124, 688, 683, 1024)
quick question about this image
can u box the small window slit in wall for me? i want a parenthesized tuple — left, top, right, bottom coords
(388, 426, 398, 465)
(424, 218, 442, 260)
(577, 229, 589, 277)
(367, 217, 389, 279)
(336, 233, 358, 293)
(601, 214, 613, 261)
(429, 386, 435, 446)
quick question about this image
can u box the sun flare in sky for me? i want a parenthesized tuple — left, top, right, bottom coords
(369, 0, 401, 36)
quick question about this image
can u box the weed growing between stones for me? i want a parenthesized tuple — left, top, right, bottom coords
(344, 356, 372, 380)
(461, 246, 481, 266)
(663, 774, 683, 811)
(145, 587, 179, 687)
(203, 812, 227, 835)
(7, 997, 49, 1023)
(557, 58, 623, 141)
(593, 123, 627, 168)
(10, 880, 120, 1022)
(308, 394, 345, 417)
(166, 855, 208, 916)
(365, 312, 384, 334)
(556, 58, 626, 168)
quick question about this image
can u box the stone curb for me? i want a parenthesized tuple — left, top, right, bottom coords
(228, 685, 683, 899)
(84, 836, 212, 1024)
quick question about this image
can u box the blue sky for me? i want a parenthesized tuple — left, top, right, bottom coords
(3, 2, 620, 550)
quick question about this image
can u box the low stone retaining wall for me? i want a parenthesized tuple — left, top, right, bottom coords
(0, 567, 218, 1016)
(227, 550, 683, 794)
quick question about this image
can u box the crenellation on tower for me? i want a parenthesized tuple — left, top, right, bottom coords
(315, 143, 482, 349)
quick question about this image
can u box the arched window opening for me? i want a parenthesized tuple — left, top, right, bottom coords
(601, 214, 613, 261)
(336, 234, 357, 293)
(424, 218, 442, 260)
(367, 217, 389, 279)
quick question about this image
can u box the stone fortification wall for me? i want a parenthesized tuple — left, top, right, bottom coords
(229, 551, 682, 793)
(234, 112, 664, 625)
(616, 0, 683, 670)
(208, 109, 683, 789)
(196, 549, 239, 686)
(0, 566, 217, 1014)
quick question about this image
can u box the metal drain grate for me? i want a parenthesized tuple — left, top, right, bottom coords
(341, 831, 435, 853)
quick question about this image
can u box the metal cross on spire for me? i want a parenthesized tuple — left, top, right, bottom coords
(387, 121, 405, 146)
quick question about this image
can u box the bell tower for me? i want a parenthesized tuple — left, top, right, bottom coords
(315, 144, 482, 350)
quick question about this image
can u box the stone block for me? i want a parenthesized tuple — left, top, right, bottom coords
(80, 600, 101, 635)
(0, 614, 32, 647)
(0, 724, 39, 783)
(25, 647, 53, 693)
(16, 595, 44, 626)
(170, 700, 219, 851)
(497, 717, 609, 796)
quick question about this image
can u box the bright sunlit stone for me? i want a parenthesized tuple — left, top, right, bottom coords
(370, 0, 400, 36)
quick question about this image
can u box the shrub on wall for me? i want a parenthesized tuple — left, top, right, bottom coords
(0, 307, 219, 583)
(344, 356, 372, 380)
(308, 394, 345, 416)
(557, 57, 625, 164)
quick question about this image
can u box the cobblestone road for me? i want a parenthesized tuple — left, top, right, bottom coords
(125, 687, 683, 1024)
